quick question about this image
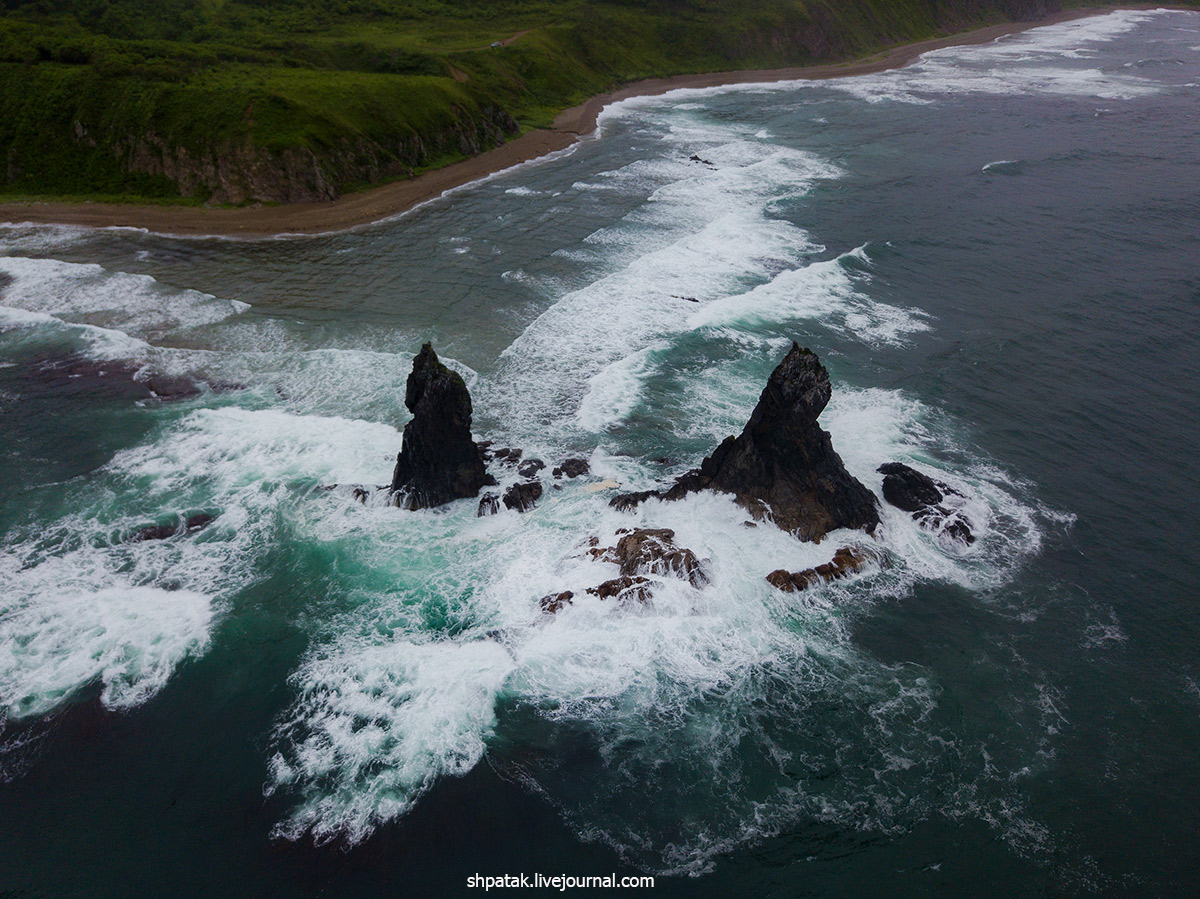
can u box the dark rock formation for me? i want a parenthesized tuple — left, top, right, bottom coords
(320, 484, 387, 504)
(502, 481, 543, 513)
(612, 528, 709, 588)
(877, 462, 975, 544)
(517, 458, 545, 478)
(765, 545, 887, 593)
(543, 528, 708, 614)
(540, 590, 574, 614)
(587, 575, 652, 602)
(609, 489, 660, 513)
(21, 353, 242, 403)
(391, 343, 489, 510)
(552, 458, 590, 479)
(611, 344, 879, 542)
(130, 512, 215, 543)
(92, 105, 521, 205)
(477, 493, 501, 517)
(878, 462, 946, 512)
(492, 447, 522, 466)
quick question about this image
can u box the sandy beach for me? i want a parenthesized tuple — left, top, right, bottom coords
(0, 6, 1147, 238)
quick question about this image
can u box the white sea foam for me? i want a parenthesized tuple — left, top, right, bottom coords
(0, 578, 213, 719)
(688, 245, 929, 347)
(0, 223, 94, 255)
(595, 10, 1167, 113)
(0, 255, 247, 340)
(265, 367, 1053, 863)
(821, 11, 1165, 104)
(268, 638, 513, 844)
(0, 303, 151, 358)
(481, 128, 845, 437)
(982, 159, 1021, 173)
(0, 404, 403, 723)
(257, 64, 1070, 858)
(109, 406, 400, 494)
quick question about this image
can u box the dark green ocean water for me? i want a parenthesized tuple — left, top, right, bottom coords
(1, 10, 1198, 896)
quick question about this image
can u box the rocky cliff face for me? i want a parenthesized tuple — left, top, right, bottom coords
(612, 344, 879, 542)
(391, 343, 490, 510)
(106, 104, 518, 205)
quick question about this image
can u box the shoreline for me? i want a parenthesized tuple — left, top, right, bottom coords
(0, 6, 1164, 239)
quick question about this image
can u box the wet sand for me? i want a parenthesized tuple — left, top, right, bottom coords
(0, 7, 1149, 238)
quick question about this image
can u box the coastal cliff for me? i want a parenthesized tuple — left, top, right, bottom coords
(0, 0, 1077, 205)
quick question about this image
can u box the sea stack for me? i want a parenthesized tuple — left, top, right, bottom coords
(391, 343, 490, 510)
(611, 343, 879, 542)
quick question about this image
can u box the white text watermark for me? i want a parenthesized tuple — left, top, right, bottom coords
(467, 873, 654, 891)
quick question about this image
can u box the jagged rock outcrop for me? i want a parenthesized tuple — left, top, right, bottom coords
(588, 575, 652, 602)
(541, 527, 708, 614)
(611, 344, 879, 542)
(391, 343, 490, 510)
(765, 545, 888, 593)
(553, 458, 590, 479)
(103, 105, 519, 205)
(517, 458, 545, 478)
(878, 462, 975, 544)
(540, 590, 574, 614)
(878, 462, 944, 512)
(502, 480, 543, 513)
(610, 528, 709, 587)
(491, 447, 522, 466)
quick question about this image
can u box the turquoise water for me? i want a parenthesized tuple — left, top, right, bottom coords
(1, 10, 1198, 896)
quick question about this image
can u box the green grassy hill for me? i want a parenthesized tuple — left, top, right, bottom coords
(0, 0, 1110, 204)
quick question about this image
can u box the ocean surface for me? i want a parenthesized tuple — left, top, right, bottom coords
(1, 9, 1198, 896)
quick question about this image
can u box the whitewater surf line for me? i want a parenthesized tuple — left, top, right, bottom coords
(0, 6, 1175, 239)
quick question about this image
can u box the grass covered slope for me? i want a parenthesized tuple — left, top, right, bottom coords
(0, 0, 1079, 204)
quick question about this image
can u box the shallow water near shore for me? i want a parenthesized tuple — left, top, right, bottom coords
(2, 9, 1199, 896)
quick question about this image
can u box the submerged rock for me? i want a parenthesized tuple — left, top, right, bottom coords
(477, 492, 501, 517)
(611, 344, 879, 542)
(130, 512, 215, 543)
(502, 480, 543, 513)
(765, 545, 887, 593)
(22, 353, 241, 402)
(878, 462, 975, 544)
(390, 343, 490, 510)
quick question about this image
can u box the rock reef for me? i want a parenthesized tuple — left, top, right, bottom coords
(611, 343, 879, 542)
(541, 527, 709, 613)
(391, 343, 491, 510)
(765, 544, 888, 593)
(878, 462, 975, 544)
